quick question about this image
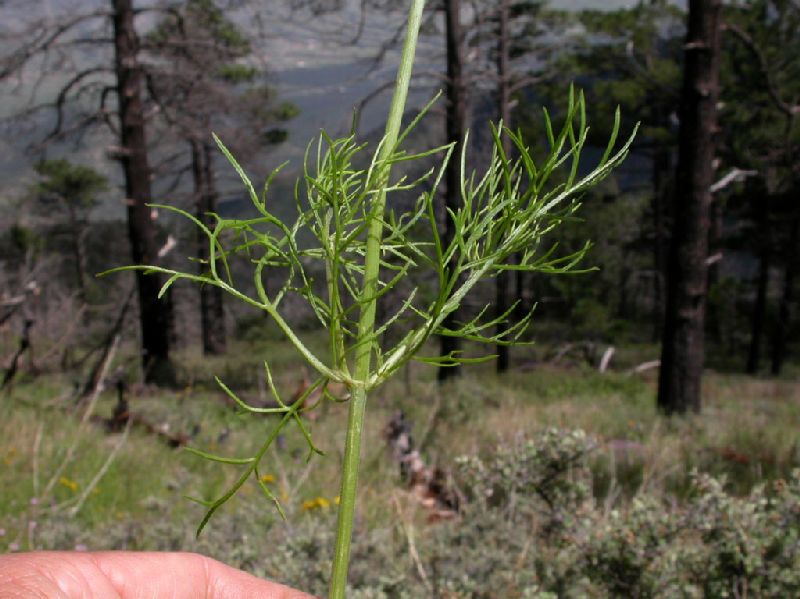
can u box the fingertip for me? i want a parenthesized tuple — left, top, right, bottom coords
(0, 551, 315, 599)
(199, 553, 318, 599)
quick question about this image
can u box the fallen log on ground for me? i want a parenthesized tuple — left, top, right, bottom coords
(384, 410, 459, 521)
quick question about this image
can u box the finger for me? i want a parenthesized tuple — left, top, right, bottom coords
(0, 551, 316, 599)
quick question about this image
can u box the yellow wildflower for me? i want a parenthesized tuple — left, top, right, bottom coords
(302, 496, 331, 511)
(3, 448, 16, 466)
(59, 477, 79, 492)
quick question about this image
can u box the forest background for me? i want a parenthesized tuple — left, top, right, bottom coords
(1, 1, 798, 597)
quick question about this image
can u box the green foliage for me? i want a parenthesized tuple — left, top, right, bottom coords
(435, 433, 800, 597)
(1, 223, 43, 256)
(241, 88, 300, 134)
(259, 102, 299, 145)
(273, 101, 300, 122)
(489, 0, 566, 67)
(520, 1, 685, 340)
(721, 0, 800, 186)
(524, 181, 651, 339)
(109, 90, 632, 597)
(148, 0, 250, 55)
(105, 87, 634, 519)
(3, 367, 799, 596)
(262, 128, 289, 145)
(549, 1, 683, 145)
(33, 159, 107, 211)
(457, 428, 595, 534)
(261, 428, 800, 597)
(535, 0, 800, 359)
(688, 472, 800, 597)
(216, 64, 258, 83)
(188, 0, 250, 52)
(107, 2, 635, 594)
(145, 0, 292, 152)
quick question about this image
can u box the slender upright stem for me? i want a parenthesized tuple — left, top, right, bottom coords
(328, 1, 426, 597)
(495, 0, 512, 373)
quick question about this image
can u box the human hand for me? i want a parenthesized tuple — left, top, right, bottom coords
(0, 551, 315, 598)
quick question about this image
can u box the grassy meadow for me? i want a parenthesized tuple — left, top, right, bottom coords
(1, 333, 799, 596)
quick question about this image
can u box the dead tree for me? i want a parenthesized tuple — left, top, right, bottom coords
(657, 0, 722, 414)
(1, 1, 176, 384)
(142, 0, 297, 355)
(494, 0, 513, 373)
(191, 141, 227, 355)
(113, 0, 175, 384)
(32, 159, 108, 300)
(746, 185, 770, 374)
(2, 318, 35, 391)
(772, 213, 798, 375)
(439, 0, 467, 383)
(79, 285, 135, 401)
(384, 410, 459, 519)
(482, 0, 555, 371)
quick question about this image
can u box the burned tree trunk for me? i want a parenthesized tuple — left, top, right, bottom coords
(191, 140, 226, 355)
(746, 190, 770, 374)
(1, 319, 34, 391)
(747, 252, 770, 374)
(113, 0, 174, 385)
(657, 0, 722, 414)
(495, 0, 512, 373)
(439, 0, 466, 383)
(651, 103, 672, 342)
(79, 286, 135, 401)
(771, 213, 798, 375)
(652, 165, 667, 341)
(66, 203, 88, 299)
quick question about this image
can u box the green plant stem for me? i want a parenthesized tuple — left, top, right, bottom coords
(329, 1, 426, 597)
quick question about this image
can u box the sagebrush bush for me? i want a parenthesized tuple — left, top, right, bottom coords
(263, 428, 800, 598)
(13, 424, 800, 597)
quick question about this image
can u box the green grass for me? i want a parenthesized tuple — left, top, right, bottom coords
(1, 340, 798, 569)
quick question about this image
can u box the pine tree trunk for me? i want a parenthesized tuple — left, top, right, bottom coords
(113, 0, 174, 385)
(618, 264, 630, 319)
(771, 214, 798, 375)
(495, 0, 512, 373)
(439, 0, 466, 383)
(67, 203, 87, 299)
(192, 140, 226, 355)
(707, 199, 722, 289)
(746, 192, 769, 374)
(747, 253, 770, 374)
(657, 0, 721, 414)
(706, 194, 723, 343)
(651, 136, 670, 342)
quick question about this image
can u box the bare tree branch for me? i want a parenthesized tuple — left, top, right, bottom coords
(0, 10, 109, 80)
(710, 167, 757, 194)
